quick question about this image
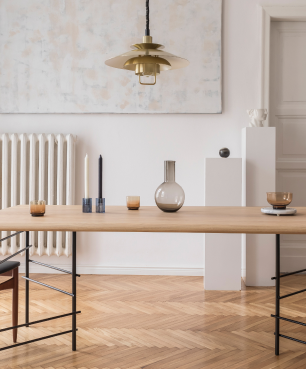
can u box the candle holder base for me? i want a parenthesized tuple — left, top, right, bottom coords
(96, 198, 105, 213)
(82, 198, 92, 213)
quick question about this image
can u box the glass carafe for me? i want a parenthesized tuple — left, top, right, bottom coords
(155, 161, 185, 212)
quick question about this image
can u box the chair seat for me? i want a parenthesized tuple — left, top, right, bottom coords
(0, 261, 20, 274)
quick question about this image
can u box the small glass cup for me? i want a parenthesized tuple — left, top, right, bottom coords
(266, 192, 293, 209)
(30, 200, 46, 217)
(126, 196, 140, 210)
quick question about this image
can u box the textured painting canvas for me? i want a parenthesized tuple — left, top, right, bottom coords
(0, 0, 222, 113)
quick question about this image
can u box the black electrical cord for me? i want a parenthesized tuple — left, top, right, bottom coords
(145, 0, 150, 36)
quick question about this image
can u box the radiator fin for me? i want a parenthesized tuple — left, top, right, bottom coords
(0, 133, 76, 257)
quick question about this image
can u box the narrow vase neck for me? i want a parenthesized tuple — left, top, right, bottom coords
(164, 161, 175, 182)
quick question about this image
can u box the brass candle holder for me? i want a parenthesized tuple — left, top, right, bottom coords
(30, 200, 46, 216)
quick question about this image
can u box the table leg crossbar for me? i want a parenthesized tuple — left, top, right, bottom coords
(22, 276, 75, 296)
(0, 329, 77, 352)
(0, 231, 80, 352)
(272, 233, 306, 355)
(28, 259, 81, 277)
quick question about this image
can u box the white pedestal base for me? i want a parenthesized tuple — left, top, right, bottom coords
(245, 234, 275, 286)
(205, 158, 242, 291)
(242, 127, 276, 287)
(205, 233, 242, 290)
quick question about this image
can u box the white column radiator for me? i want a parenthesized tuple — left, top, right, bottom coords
(0, 133, 76, 257)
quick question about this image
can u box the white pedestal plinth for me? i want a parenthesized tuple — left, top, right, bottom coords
(205, 158, 242, 290)
(242, 127, 276, 287)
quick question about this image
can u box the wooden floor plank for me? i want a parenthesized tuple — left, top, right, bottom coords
(1, 274, 306, 368)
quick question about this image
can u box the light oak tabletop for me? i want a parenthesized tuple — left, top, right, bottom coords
(0, 205, 305, 234)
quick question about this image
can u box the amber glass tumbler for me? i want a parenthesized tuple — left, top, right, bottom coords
(126, 196, 140, 210)
(30, 200, 46, 216)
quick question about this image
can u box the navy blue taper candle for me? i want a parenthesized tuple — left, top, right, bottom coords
(99, 155, 102, 198)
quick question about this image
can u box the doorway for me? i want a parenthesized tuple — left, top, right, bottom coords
(270, 21, 306, 272)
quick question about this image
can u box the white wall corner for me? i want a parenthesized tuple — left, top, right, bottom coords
(259, 6, 271, 123)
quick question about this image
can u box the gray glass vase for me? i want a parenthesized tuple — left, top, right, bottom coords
(155, 161, 185, 212)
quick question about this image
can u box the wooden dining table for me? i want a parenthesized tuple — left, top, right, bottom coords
(1, 205, 306, 355)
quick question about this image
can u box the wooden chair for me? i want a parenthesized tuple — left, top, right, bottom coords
(0, 261, 20, 342)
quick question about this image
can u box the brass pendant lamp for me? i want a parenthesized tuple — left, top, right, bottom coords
(105, 0, 189, 85)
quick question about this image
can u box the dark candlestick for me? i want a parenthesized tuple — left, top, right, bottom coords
(99, 155, 102, 198)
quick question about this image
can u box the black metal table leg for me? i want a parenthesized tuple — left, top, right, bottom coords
(25, 231, 30, 327)
(271, 233, 306, 353)
(275, 234, 280, 355)
(0, 230, 80, 352)
(72, 232, 77, 351)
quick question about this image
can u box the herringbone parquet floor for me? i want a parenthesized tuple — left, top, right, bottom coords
(1, 274, 306, 368)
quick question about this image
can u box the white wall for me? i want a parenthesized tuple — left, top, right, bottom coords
(1, 0, 304, 275)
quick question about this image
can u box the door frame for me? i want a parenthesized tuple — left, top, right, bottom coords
(260, 5, 306, 126)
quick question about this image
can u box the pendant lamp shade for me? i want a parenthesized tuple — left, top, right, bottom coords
(105, 1, 189, 85)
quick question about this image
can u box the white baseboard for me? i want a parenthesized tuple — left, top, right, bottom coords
(17, 264, 250, 277)
(15, 263, 256, 278)
(18, 264, 205, 276)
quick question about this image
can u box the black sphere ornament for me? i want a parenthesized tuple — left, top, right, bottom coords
(219, 148, 230, 158)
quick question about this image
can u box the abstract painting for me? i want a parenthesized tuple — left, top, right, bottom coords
(0, 0, 222, 113)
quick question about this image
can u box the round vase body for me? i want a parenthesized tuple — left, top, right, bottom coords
(155, 161, 185, 212)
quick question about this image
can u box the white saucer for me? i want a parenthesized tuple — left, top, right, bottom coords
(261, 207, 297, 216)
